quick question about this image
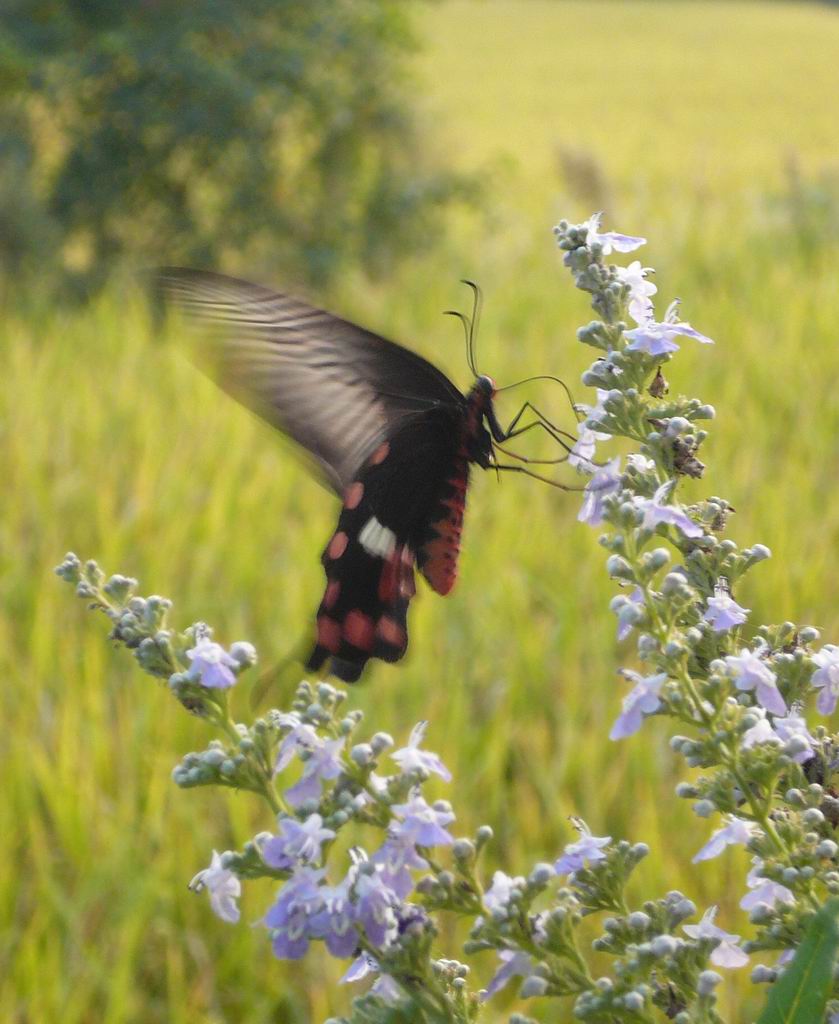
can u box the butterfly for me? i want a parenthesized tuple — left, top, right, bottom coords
(158, 268, 574, 682)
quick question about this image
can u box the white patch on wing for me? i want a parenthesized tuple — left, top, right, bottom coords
(359, 517, 397, 558)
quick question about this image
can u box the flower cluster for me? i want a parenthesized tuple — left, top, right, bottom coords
(555, 212, 839, 1018)
(55, 211, 839, 1023)
(58, 553, 737, 1022)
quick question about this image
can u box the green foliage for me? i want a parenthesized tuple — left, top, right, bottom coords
(0, 0, 473, 292)
(757, 899, 839, 1024)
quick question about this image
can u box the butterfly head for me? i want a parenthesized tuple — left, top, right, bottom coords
(475, 374, 496, 398)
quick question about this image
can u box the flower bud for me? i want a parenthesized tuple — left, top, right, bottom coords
(623, 991, 645, 1012)
(651, 935, 678, 957)
(453, 839, 475, 862)
(224, 641, 255, 671)
(803, 808, 825, 827)
(697, 971, 722, 996)
(520, 976, 549, 998)
(749, 903, 774, 924)
(350, 743, 373, 766)
(751, 965, 777, 984)
(628, 911, 651, 931)
(606, 555, 634, 580)
(370, 732, 394, 754)
(529, 863, 554, 886)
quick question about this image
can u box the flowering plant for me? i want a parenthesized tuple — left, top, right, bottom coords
(57, 214, 839, 1022)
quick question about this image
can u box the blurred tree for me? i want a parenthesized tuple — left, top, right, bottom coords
(0, 0, 473, 293)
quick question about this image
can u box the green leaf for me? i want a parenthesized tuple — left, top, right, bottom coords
(757, 897, 839, 1024)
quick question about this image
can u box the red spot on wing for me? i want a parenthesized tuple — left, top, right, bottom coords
(316, 616, 342, 652)
(421, 532, 460, 595)
(323, 580, 341, 609)
(370, 442, 390, 465)
(344, 482, 364, 509)
(328, 532, 348, 559)
(377, 616, 406, 650)
(420, 463, 468, 596)
(378, 553, 398, 603)
(344, 610, 375, 652)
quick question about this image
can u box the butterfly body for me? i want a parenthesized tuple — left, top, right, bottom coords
(159, 269, 506, 682)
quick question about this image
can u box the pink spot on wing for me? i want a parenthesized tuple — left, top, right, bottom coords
(316, 616, 341, 652)
(370, 442, 390, 466)
(323, 580, 341, 609)
(377, 616, 406, 649)
(344, 610, 375, 651)
(328, 532, 348, 559)
(344, 482, 364, 509)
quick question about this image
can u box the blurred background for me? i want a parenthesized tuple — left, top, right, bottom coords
(3, 1, 839, 1020)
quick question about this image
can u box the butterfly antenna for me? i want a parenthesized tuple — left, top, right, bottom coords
(496, 374, 581, 421)
(461, 279, 483, 377)
(443, 309, 476, 376)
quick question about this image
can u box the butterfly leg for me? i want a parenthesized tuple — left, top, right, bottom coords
(503, 401, 577, 444)
(494, 401, 578, 465)
(493, 462, 585, 491)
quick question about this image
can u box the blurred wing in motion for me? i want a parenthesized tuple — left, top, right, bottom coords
(157, 268, 464, 493)
(158, 267, 472, 681)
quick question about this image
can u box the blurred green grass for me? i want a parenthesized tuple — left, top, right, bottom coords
(4, 1, 839, 1021)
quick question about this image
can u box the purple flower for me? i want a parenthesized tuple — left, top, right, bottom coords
(341, 954, 402, 1003)
(774, 714, 816, 763)
(740, 863, 795, 912)
(189, 850, 241, 923)
(391, 794, 455, 848)
(811, 645, 839, 715)
(636, 482, 703, 538)
(625, 299, 714, 356)
(483, 870, 520, 915)
(684, 907, 749, 968)
(353, 868, 400, 948)
(578, 456, 622, 526)
(391, 721, 451, 781)
(569, 422, 611, 473)
(693, 817, 755, 863)
(610, 671, 666, 740)
(626, 453, 656, 474)
(262, 813, 335, 870)
(342, 953, 376, 983)
(284, 737, 345, 808)
(555, 832, 611, 875)
(578, 388, 611, 432)
(740, 709, 777, 752)
(371, 835, 428, 899)
(480, 949, 534, 1001)
(740, 709, 815, 763)
(264, 866, 325, 960)
(274, 714, 320, 773)
(616, 260, 657, 323)
(704, 594, 749, 632)
(582, 212, 646, 255)
(186, 638, 238, 689)
(310, 874, 359, 958)
(724, 649, 786, 715)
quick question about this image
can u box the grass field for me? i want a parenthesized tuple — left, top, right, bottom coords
(5, 2, 839, 1021)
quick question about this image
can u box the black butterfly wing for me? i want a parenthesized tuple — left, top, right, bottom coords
(308, 406, 467, 681)
(157, 268, 465, 493)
